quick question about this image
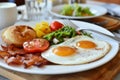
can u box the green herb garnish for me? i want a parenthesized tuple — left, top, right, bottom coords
(80, 30, 93, 38)
(43, 26, 77, 44)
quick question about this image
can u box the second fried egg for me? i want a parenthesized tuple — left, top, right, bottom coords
(41, 35, 111, 65)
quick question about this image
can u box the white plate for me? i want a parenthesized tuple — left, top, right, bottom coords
(49, 4, 107, 19)
(0, 20, 119, 74)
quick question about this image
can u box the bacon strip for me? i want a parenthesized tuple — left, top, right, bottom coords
(0, 44, 49, 68)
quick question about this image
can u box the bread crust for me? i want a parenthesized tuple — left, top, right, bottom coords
(2, 25, 36, 47)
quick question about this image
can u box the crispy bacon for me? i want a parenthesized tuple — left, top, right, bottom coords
(6, 55, 24, 65)
(24, 55, 48, 68)
(0, 44, 49, 68)
(0, 51, 10, 58)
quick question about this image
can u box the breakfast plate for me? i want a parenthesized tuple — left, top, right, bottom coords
(0, 20, 119, 74)
(49, 4, 107, 19)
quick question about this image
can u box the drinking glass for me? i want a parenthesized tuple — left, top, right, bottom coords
(25, 0, 47, 21)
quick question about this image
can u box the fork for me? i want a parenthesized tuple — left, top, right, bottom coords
(63, 19, 120, 44)
(63, 19, 115, 37)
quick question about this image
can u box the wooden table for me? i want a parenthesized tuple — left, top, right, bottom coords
(0, 1, 120, 80)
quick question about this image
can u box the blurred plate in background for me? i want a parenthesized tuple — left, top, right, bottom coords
(49, 4, 107, 19)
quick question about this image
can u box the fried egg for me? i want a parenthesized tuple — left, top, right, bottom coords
(41, 35, 111, 65)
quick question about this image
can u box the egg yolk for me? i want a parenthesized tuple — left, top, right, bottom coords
(53, 46, 76, 56)
(77, 40, 96, 49)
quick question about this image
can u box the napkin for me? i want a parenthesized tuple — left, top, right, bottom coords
(102, 3, 120, 16)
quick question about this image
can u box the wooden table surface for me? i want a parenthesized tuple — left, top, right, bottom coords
(0, 1, 120, 80)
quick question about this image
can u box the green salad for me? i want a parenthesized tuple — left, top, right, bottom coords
(43, 26, 76, 44)
(60, 4, 94, 16)
(43, 26, 92, 45)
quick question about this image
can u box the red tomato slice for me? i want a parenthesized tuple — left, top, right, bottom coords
(23, 39, 49, 53)
(50, 21, 63, 31)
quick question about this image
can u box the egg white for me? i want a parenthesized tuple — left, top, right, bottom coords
(41, 35, 111, 65)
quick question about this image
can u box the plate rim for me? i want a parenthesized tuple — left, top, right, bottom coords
(0, 20, 119, 75)
(49, 3, 107, 19)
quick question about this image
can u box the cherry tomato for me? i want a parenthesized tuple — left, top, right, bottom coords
(50, 21, 63, 31)
(23, 39, 49, 53)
